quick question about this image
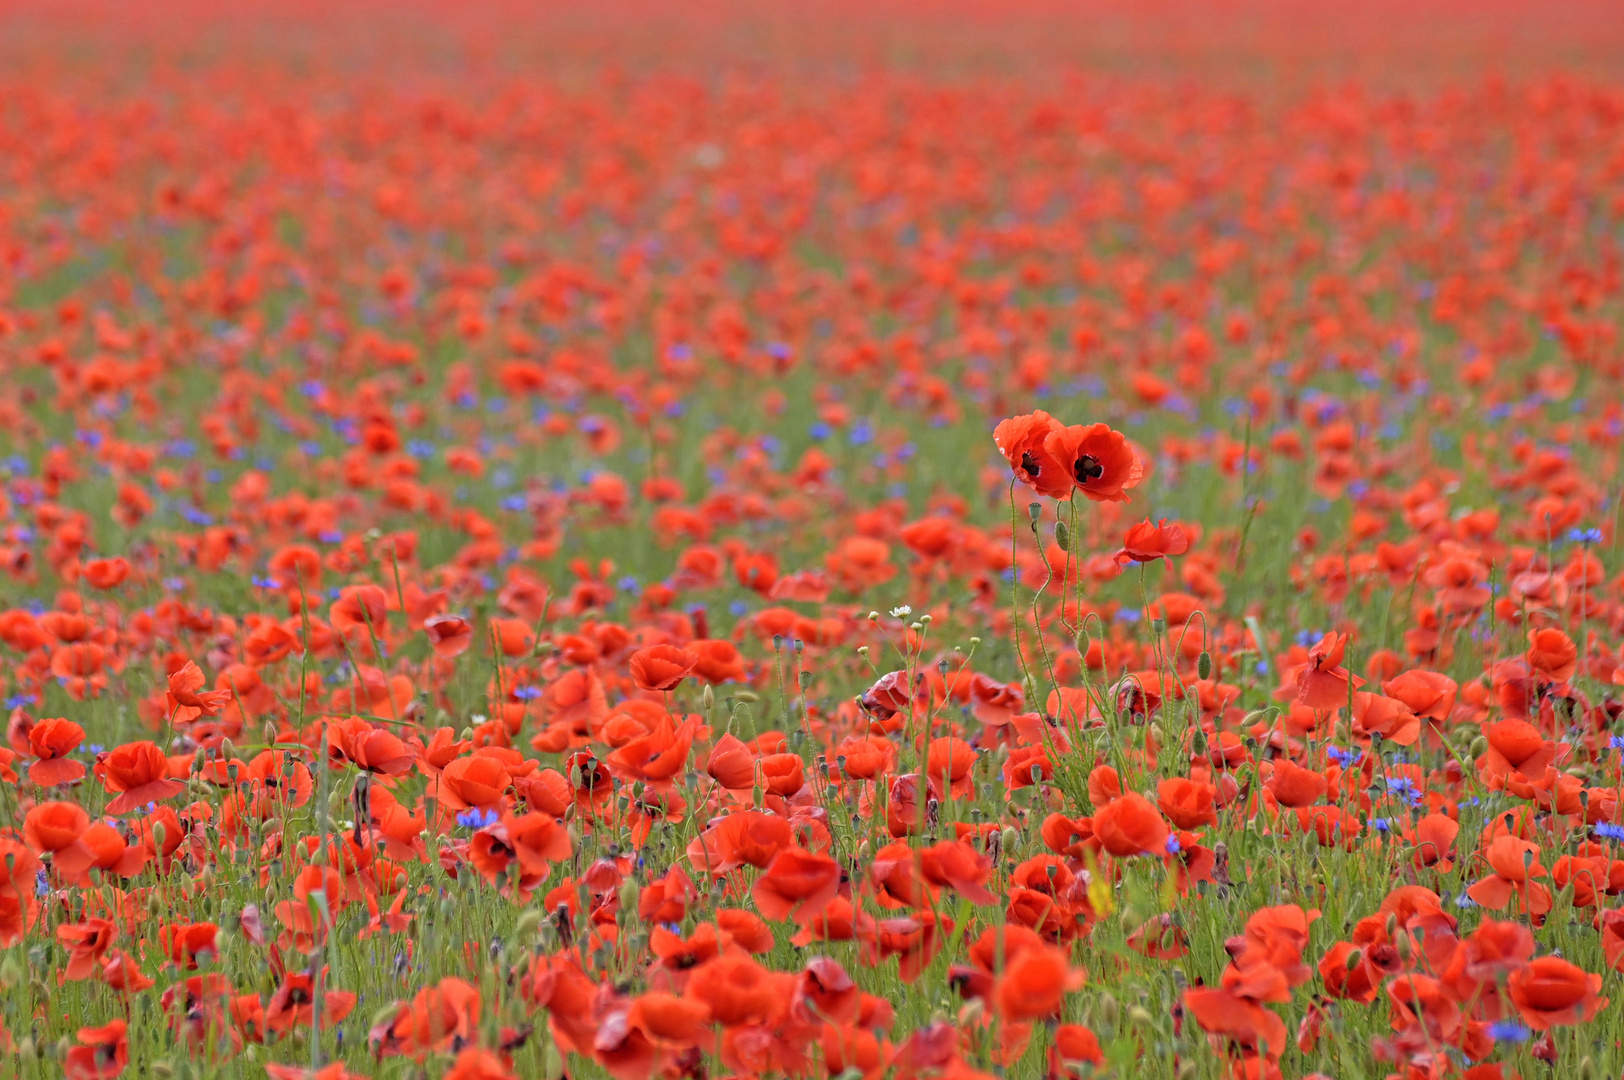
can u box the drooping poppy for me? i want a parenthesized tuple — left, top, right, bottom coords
(1115, 518, 1190, 564)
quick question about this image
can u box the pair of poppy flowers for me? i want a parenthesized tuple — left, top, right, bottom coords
(994, 413, 1142, 503)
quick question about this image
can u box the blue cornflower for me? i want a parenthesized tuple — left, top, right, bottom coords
(457, 808, 500, 829)
(1325, 745, 1357, 766)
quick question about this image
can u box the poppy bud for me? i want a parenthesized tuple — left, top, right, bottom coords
(1054, 520, 1071, 552)
(1469, 735, 1488, 758)
(701, 685, 714, 712)
(514, 908, 542, 941)
(1577, 1056, 1598, 1080)
(1095, 992, 1119, 1033)
(0, 956, 18, 988)
(1176, 1061, 1197, 1080)
(370, 1004, 400, 1034)
(1345, 948, 1363, 970)
(958, 999, 985, 1026)
(1000, 825, 1020, 856)
(542, 1044, 565, 1078)
(55, 1036, 71, 1061)
(1197, 651, 1212, 680)
(1129, 1005, 1157, 1030)
(16, 1039, 35, 1064)
(618, 877, 640, 914)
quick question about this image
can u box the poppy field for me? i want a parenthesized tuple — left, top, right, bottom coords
(4, 2, 1624, 1079)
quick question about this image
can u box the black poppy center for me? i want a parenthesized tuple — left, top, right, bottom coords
(1020, 451, 1041, 478)
(1075, 454, 1104, 484)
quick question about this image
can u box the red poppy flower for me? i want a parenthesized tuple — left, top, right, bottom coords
(1042, 422, 1143, 503)
(96, 741, 185, 815)
(1295, 632, 1364, 710)
(1115, 518, 1190, 564)
(423, 613, 473, 658)
(992, 410, 1069, 499)
(1508, 956, 1605, 1030)
(1525, 628, 1578, 682)
(752, 846, 841, 923)
(64, 1019, 127, 1080)
(628, 644, 697, 692)
(27, 716, 86, 786)
(1093, 792, 1170, 857)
